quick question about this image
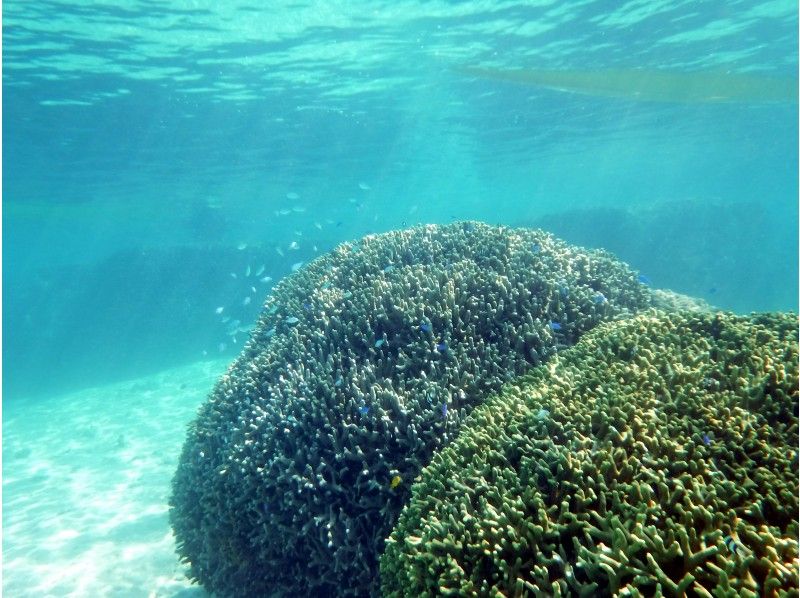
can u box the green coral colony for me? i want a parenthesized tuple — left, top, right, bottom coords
(170, 222, 798, 596)
(381, 311, 799, 597)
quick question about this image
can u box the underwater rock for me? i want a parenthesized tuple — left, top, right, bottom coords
(381, 311, 799, 596)
(170, 221, 654, 597)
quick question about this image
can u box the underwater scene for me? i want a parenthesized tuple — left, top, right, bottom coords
(3, 1, 798, 596)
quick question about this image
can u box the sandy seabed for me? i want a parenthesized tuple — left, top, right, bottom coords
(3, 359, 231, 597)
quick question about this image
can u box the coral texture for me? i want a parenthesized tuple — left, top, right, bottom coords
(170, 222, 652, 596)
(381, 311, 799, 597)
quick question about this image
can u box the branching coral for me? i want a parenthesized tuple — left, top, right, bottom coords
(169, 222, 653, 597)
(381, 311, 799, 597)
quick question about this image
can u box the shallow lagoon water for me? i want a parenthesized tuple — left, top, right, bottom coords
(3, 0, 798, 595)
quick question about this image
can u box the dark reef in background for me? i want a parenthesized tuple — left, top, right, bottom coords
(5, 199, 794, 402)
(3, 244, 286, 399)
(529, 199, 798, 314)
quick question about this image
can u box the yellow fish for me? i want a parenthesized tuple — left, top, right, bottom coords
(390, 475, 402, 489)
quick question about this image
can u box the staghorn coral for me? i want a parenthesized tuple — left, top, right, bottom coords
(169, 222, 653, 597)
(381, 311, 799, 597)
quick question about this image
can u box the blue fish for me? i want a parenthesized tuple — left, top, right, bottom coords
(303, 302, 312, 311)
(359, 406, 370, 415)
(440, 403, 448, 418)
(531, 242, 542, 253)
(593, 292, 607, 305)
(374, 339, 386, 348)
(702, 433, 711, 446)
(419, 323, 432, 333)
(549, 321, 562, 331)
(436, 342, 448, 352)
(637, 274, 652, 286)
(286, 316, 300, 325)
(723, 535, 739, 555)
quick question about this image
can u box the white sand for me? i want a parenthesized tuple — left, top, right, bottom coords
(3, 359, 232, 597)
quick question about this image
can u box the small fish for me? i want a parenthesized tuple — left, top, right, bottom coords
(286, 192, 300, 200)
(237, 243, 247, 250)
(251, 286, 257, 294)
(436, 342, 448, 352)
(390, 475, 402, 489)
(419, 323, 432, 333)
(536, 408, 549, 421)
(243, 296, 252, 306)
(292, 206, 306, 213)
(230, 272, 238, 279)
(268, 304, 279, 314)
(593, 292, 607, 305)
(294, 230, 303, 236)
(245, 265, 251, 277)
(342, 291, 353, 299)
(723, 535, 739, 555)
(260, 276, 273, 283)
(335, 376, 343, 387)
(702, 433, 711, 446)
(637, 274, 652, 286)
(374, 339, 386, 348)
(559, 285, 569, 298)
(382, 265, 395, 273)
(531, 242, 541, 253)
(358, 181, 371, 190)
(265, 327, 276, 338)
(358, 406, 370, 415)
(228, 323, 253, 337)
(314, 222, 323, 229)
(303, 302, 312, 311)
(255, 264, 265, 276)
(221, 316, 231, 323)
(215, 306, 224, 314)
(218, 342, 227, 352)
(440, 403, 448, 418)
(277, 208, 292, 216)
(291, 261, 304, 272)
(549, 321, 562, 331)
(286, 316, 299, 325)
(289, 241, 300, 250)
(276, 247, 285, 257)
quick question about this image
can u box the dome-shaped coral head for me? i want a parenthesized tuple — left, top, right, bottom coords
(382, 311, 799, 597)
(170, 221, 655, 597)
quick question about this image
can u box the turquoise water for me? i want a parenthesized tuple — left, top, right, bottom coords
(4, 2, 798, 397)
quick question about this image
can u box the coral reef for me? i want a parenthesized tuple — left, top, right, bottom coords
(651, 288, 715, 313)
(381, 311, 799, 597)
(169, 222, 653, 596)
